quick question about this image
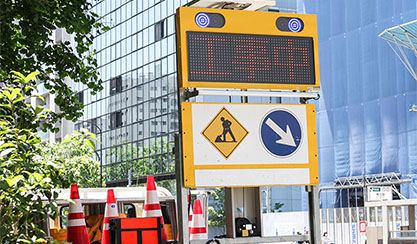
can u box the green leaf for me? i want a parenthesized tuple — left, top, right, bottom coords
(35, 106, 44, 115)
(11, 71, 25, 80)
(9, 88, 20, 100)
(85, 139, 96, 150)
(25, 71, 40, 84)
(0, 142, 15, 149)
(12, 96, 25, 104)
(60, 138, 72, 144)
(35, 95, 45, 102)
(5, 175, 24, 187)
(0, 104, 12, 110)
(0, 148, 15, 158)
(3, 90, 12, 101)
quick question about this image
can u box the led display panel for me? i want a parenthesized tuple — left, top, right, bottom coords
(176, 7, 320, 90)
(187, 31, 315, 85)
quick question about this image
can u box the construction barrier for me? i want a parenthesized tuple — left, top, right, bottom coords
(189, 200, 208, 240)
(102, 189, 119, 244)
(66, 184, 91, 244)
(109, 217, 163, 244)
(143, 175, 168, 241)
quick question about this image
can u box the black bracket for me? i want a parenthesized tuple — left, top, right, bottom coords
(183, 88, 199, 101)
(299, 93, 320, 104)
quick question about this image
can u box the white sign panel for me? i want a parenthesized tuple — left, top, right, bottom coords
(181, 102, 318, 188)
(367, 186, 392, 202)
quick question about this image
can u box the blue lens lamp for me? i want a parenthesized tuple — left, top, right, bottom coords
(288, 18, 303, 32)
(195, 13, 210, 28)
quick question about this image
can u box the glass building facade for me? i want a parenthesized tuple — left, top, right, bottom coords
(75, 0, 192, 183)
(75, 0, 299, 186)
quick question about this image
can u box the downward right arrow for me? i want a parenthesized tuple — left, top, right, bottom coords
(265, 118, 297, 147)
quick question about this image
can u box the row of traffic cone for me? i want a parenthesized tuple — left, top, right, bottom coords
(66, 176, 209, 243)
(66, 175, 172, 244)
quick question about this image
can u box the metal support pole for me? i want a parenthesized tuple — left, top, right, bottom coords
(100, 130, 103, 186)
(175, 134, 190, 244)
(382, 205, 389, 244)
(225, 187, 236, 238)
(81, 120, 103, 186)
(408, 205, 415, 230)
(306, 185, 321, 244)
(267, 186, 271, 213)
(175, 13, 191, 243)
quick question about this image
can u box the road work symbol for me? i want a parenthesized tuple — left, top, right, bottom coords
(202, 107, 248, 159)
(260, 109, 302, 157)
(215, 117, 237, 143)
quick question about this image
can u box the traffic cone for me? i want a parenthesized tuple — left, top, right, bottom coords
(66, 184, 90, 244)
(189, 203, 193, 233)
(190, 200, 208, 240)
(143, 175, 168, 241)
(102, 189, 118, 244)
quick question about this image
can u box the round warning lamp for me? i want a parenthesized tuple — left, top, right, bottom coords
(195, 13, 210, 28)
(288, 18, 303, 32)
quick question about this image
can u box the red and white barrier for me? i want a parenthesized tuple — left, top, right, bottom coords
(143, 175, 168, 241)
(190, 199, 207, 240)
(102, 189, 118, 244)
(66, 184, 90, 244)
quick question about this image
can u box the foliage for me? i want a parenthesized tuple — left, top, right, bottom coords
(0, 71, 66, 243)
(104, 140, 175, 191)
(0, 0, 108, 131)
(273, 202, 284, 212)
(37, 129, 103, 188)
(208, 188, 226, 228)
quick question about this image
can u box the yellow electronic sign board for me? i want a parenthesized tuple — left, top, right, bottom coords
(176, 7, 320, 91)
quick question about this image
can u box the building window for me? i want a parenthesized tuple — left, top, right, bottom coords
(155, 20, 165, 41)
(110, 75, 122, 95)
(89, 118, 98, 134)
(110, 111, 123, 129)
(76, 91, 84, 104)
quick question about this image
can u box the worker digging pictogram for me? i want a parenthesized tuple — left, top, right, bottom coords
(215, 117, 237, 143)
(201, 107, 248, 159)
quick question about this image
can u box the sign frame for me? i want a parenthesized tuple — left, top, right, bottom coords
(181, 102, 319, 188)
(359, 221, 366, 233)
(176, 7, 321, 91)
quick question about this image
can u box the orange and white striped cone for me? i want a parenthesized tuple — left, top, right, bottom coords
(102, 189, 118, 244)
(143, 175, 168, 241)
(189, 203, 193, 234)
(190, 200, 208, 240)
(66, 184, 90, 244)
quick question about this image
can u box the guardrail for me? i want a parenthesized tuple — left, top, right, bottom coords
(390, 230, 417, 240)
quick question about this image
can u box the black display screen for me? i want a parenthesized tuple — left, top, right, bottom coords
(187, 31, 316, 85)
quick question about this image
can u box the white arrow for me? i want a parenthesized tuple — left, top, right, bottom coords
(265, 118, 297, 147)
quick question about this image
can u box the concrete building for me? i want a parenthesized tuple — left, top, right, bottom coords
(34, 28, 74, 143)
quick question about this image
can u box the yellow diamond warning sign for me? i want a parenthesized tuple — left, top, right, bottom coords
(201, 107, 249, 159)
